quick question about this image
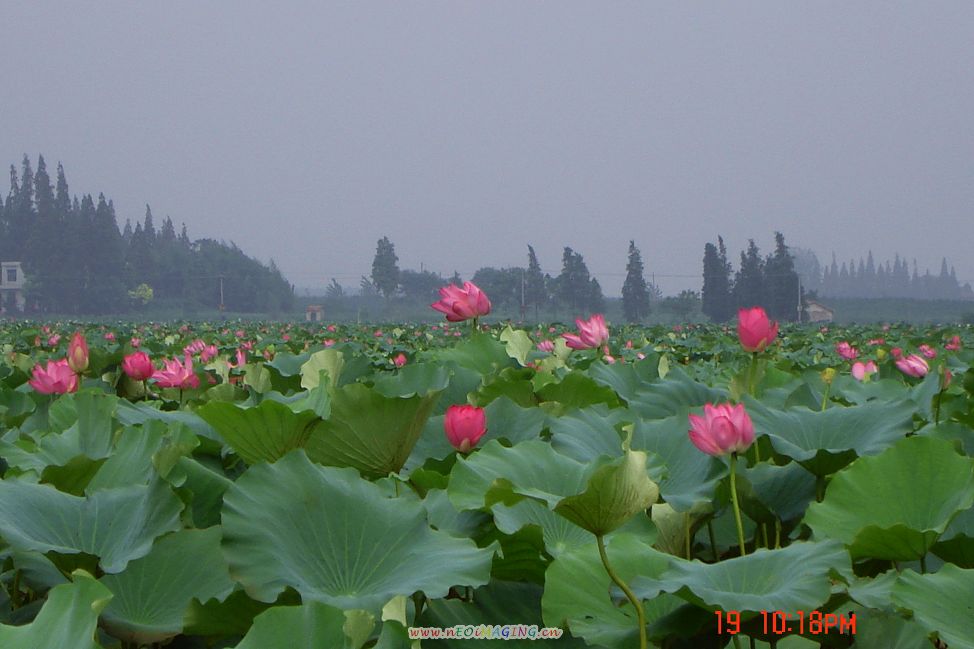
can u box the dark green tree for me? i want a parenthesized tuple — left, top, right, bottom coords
(763, 232, 800, 321)
(701, 236, 734, 322)
(370, 236, 400, 298)
(621, 240, 650, 322)
(734, 239, 765, 310)
(471, 267, 523, 308)
(588, 277, 605, 313)
(525, 245, 547, 319)
(555, 247, 591, 315)
(399, 269, 446, 303)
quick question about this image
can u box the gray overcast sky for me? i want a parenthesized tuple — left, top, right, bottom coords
(3, 2, 973, 296)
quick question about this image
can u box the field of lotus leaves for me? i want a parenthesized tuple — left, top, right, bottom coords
(0, 316, 972, 648)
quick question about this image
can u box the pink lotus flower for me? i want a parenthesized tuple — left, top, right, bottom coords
(326, 324, 336, 332)
(890, 347, 903, 359)
(835, 341, 858, 361)
(737, 307, 778, 353)
(103, 332, 115, 342)
(918, 344, 937, 359)
(152, 354, 200, 389)
(200, 345, 219, 363)
(868, 338, 885, 346)
(895, 354, 929, 378)
(393, 353, 407, 368)
(536, 340, 555, 352)
(851, 360, 878, 381)
(122, 351, 154, 381)
(130, 337, 141, 348)
(29, 359, 79, 394)
(444, 404, 487, 453)
(688, 403, 755, 456)
(945, 335, 962, 351)
(47, 334, 61, 347)
(431, 282, 492, 322)
(67, 331, 89, 373)
(562, 314, 609, 350)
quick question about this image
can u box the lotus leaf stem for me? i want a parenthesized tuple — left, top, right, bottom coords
(596, 535, 646, 649)
(729, 453, 747, 557)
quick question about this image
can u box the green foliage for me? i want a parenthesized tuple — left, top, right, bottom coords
(370, 236, 400, 298)
(622, 240, 651, 322)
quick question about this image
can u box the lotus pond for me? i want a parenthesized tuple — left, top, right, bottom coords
(0, 318, 972, 648)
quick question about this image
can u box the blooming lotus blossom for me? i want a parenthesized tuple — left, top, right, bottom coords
(444, 404, 487, 453)
(562, 314, 609, 350)
(47, 334, 61, 347)
(737, 307, 778, 353)
(200, 345, 219, 363)
(835, 341, 858, 360)
(431, 282, 492, 322)
(688, 403, 755, 456)
(895, 354, 929, 378)
(29, 359, 79, 394)
(868, 338, 885, 346)
(536, 340, 554, 352)
(122, 351, 154, 381)
(851, 360, 878, 381)
(130, 337, 141, 348)
(890, 347, 903, 359)
(945, 335, 962, 351)
(152, 355, 200, 389)
(393, 353, 407, 368)
(67, 331, 89, 373)
(103, 332, 115, 342)
(918, 344, 937, 359)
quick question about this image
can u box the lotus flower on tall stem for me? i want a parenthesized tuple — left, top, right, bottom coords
(430, 282, 491, 333)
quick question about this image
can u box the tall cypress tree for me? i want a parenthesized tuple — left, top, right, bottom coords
(622, 240, 650, 322)
(734, 239, 765, 309)
(525, 245, 547, 320)
(763, 232, 800, 321)
(87, 194, 126, 313)
(555, 247, 591, 315)
(24, 156, 59, 311)
(370, 236, 400, 298)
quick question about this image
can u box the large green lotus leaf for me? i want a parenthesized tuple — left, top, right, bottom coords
(629, 540, 850, 614)
(492, 499, 593, 557)
(830, 375, 910, 406)
(918, 421, 974, 456)
(447, 440, 591, 512)
(40, 456, 105, 496)
(221, 450, 495, 610)
(371, 362, 450, 398)
(849, 607, 932, 649)
(175, 456, 234, 528)
(0, 571, 111, 649)
(631, 416, 727, 512)
(0, 478, 182, 573)
(548, 405, 631, 461)
(542, 533, 678, 648)
(804, 436, 974, 560)
(747, 398, 914, 476)
(86, 423, 165, 492)
(499, 326, 534, 367)
(586, 357, 660, 403)
(421, 488, 491, 539)
(99, 528, 235, 644)
(432, 332, 512, 375)
(554, 449, 659, 535)
(264, 351, 311, 377)
(233, 601, 350, 649)
(299, 348, 344, 390)
(115, 399, 219, 442)
(420, 581, 589, 648)
(537, 370, 621, 410)
(933, 504, 974, 567)
(474, 367, 538, 408)
(890, 564, 974, 649)
(39, 391, 116, 460)
(198, 399, 321, 465)
(627, 367, 727, 419)
(482, 395, 546, 444)
(742, 461, 817, 523)
(305, 383, 441, 479)
(182, 588, 282, 637)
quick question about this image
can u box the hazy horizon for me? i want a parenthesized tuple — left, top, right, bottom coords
(3, 3, 972, 298)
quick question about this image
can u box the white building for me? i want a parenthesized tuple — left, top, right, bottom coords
(0, 262, 26, 314)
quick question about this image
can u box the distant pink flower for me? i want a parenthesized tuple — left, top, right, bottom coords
(945, 335, 962, 351)
(374, 330, 383, 337)
(738, 307, 778, 353)
(103, 332, 115, 342)
(122, 352, 154, 381)
(625, 340, 633, 349)
(393, 353, 407, 368)
(47, 334, 61, 347)
(536, 340, 555, 352)
(688, 403, 755, 456)
(867, 338, 885, 346)
(851, 360, 878, 381)
(130, 337, 141, 348)
(895, 354, 929, 378)
(326, 324, 336, 332)
(603, 354, 616, 364)
(673, 325, 683, 333)
(835, 341, 858, 361)
(563, 314, 609, 350)
(200, 345, 219, 363)
(637, 352, 646, 360)
(29, 359, 79, 394)
(431, 282, 492, 322)
(235, 330, 245, 338)
(151, 355, 200, 389)
(67, 331, 89, 373)
(324, 339, 336, 347)
(890, 347, 903, 359)
(918, 344, 937, 359)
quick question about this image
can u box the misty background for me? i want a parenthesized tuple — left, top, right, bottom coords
(2, 2, 973, 297)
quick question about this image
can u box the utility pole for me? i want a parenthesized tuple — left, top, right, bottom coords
(797, 276, 802, 323)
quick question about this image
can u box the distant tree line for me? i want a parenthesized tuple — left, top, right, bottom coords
(701, 232, 801, 323)
(793, 250, 973, 301)
(0, 155, 294, 314)
(362, 236, 662, 322)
